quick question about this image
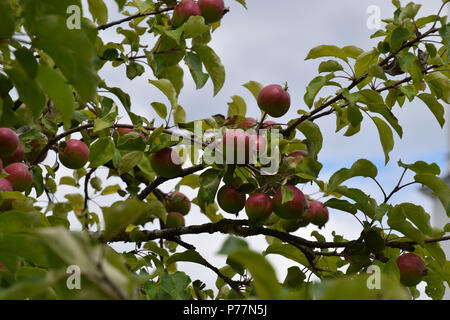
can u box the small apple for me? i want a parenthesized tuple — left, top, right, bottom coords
(4, 163, 33, 192)
(150, 147, 182, 178)
(272, 185, 307, 220)
(2, 144, 25, 166)
(304, 200, 329, 228)
(217, 185, 246, 214)
(245, 193, 273, 221)
(165, 211, 185, 228)
(59, 139, 89, 169)
(116, 127, 146, 140)
(396, 253, 427, 287)
(165, 192, 191, 216)
(287, 150, 308, 164)
(222, 129, 250, 164)
(257, 84, 291, 118)
(0, 128, 19, 157)
(172, 0, 201, 27)
(198, 0, 225, 23)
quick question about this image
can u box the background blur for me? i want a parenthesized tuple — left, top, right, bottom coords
(53, 0, 449, 299)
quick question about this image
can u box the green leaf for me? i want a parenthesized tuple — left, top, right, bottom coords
(233, 0, 247, 9)
(371, 117, 394, 165)
(319, 60, 344, 73)
(342, 46, 364, 59)
(14, 48, 38, 79)
(119, 151, 144, 174)
(368, 64, 387, 80)
(243, 80, 264, 102)
(88, 137, 115, 168)
(305, 45, 348, 62)
(227, 95, 246, 118)
(149, 79, 178, 109)
(264, 243, 310, 268)
(398, 160, 441, 175)
(184, 52, 209, 90)
(387, 204, 425, 244)
(101, 185, 121, 195)
(439, 24, 450, 62)
(159, 64, 184, 96)
(323, 198, 357, 214)
(304, 73, 334, 108)
(103, 199, 154, 240)
(167, 250, 206, 266)
(0, 211, 49, 234)
(6, 64, 46, 118)
(197, 169, 221, 211)
(145, 270, 191, 300)
(173, 104, 186, 125)
(414, 173, 450, 217)
(296, 120, 323, 158)
(145, 198, 167, 223)
(281, 185, 294, 204)
(328, 159, 378, 193)
(417, 93, 445, 127)
(354, 50, 380, 77)
(426, 72, 450, 104)
(88, 0, 108, 25)
(126, 62, 145, 80)
(192, 44, 225, 96)
(36, 65, 75, 124)
(390, 27, 410, 52)
(0, 0, 15, 38)
(151, 102, 168, 119)
(183, 16, 210, 39)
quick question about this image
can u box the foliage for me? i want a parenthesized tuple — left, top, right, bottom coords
(0, 0, 449, 300)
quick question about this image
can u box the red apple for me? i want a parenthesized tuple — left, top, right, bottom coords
(222, 129, 250, 164)
(396, 253, 427, 287)
(304, 200, 329, 227)
(198, 0, 225, 23)
(0, 177, 13, 210)
(217, 185, 246, 214)
(172, 0, 201, 26)
(116, 127, 145, 140)
(2, 144, 25, 166)
(4, 163, 33, 191)
(262, 120, 277, 129)
(287, 150, 308, 164)
(165, 211, 185, 228)
(245, 193, 273, 221)
(0, 128, 19, 157)
(249, 134, 267, 154)
(59, 139, 89, 169)
(272, 185, 307, 220)
(150, 147, 182, 178)
(165, 192, 191, 216)
(257, 84, 291, 118)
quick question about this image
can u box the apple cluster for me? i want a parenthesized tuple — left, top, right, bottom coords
(0, 128, 32, 201)
(164, 192, 192, 228)
(172, 0, 226, 26)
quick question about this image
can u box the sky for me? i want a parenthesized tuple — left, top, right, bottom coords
(53, 0, 450, 299)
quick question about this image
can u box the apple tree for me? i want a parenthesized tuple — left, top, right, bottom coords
(0, 0, 449, 300)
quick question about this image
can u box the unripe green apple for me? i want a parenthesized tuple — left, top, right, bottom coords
(150, 147, 183, 178)
(217, 185, 246, 214)
(173, 0, 201, 27)
(165, 192, 191, 216)
(4, 163, 33, 192)
(304, 200, 329, 227)
(165, 211, 185, 228)
(198, 0, 225, 23)
(245, 193, 273, 222)
(2, 144, 24, 166)
(0, 128, 19, 157)
(396, 253, 427, 287)
(257, 84, 291, 118)
(222, 129, 250, 164)
(272, 185, 307, 220)
(59, 139, 89, 169)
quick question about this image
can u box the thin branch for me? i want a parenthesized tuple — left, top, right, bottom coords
(97, 7, 174, 30)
